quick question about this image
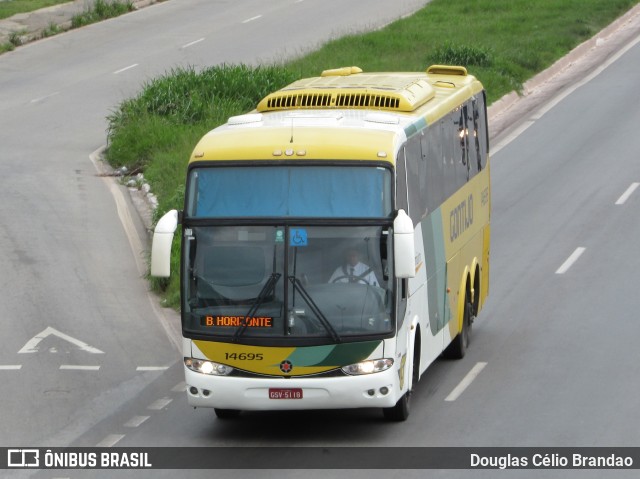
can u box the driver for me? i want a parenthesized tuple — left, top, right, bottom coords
(328, 249, 379, 286)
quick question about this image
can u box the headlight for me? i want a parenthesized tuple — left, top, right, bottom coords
(341, 358, 394, 376)
(184, 357, 233, 376)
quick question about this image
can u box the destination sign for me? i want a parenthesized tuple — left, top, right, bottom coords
(200, 316, 274, 328)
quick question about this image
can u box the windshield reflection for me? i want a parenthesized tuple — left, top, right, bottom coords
(183, 225, 394, 341)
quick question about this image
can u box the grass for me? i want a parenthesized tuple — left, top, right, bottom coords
(0, 0, 70, 20)
(71, 0, 133, 28)
(104, 0, 640, 306)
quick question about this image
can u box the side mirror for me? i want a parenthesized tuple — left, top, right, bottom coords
(393, 209, 415, 279)
(150, 210, 179, 277)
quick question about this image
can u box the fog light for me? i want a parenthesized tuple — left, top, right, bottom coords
(367, 389, 375, 396)
(202, 389, 210, 397)
(189, 386, 198, 395)
(380, 387, 389, 395)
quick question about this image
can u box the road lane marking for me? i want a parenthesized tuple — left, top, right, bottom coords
(615, 182, 639, 205)
(182, 38, 205, 49)
(445, 362, 487, 402)
(172, 382, 187, 392)
(19, 327, 104, 354)
(30, 92, 60, 104)
(124, 416, 150, 428)
(0, 365, 22, 370)
(148, 397, 173, 410)
(113, 63, 139, 74)
(555, 247, 586, 274)
(59, 365, 100, 370)
(136, 366, 169, 371)
(242, 15, 262, 23)
(96, 434, 125, 447)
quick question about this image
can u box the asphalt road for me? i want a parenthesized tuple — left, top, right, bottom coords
(1, 1, 640, 478)
(0, 0, 428, 463)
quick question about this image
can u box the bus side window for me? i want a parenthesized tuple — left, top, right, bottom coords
(421, 124, 444, 213)
(395, 148, 408, 213)
(451, 108, 468, 190)
(443, 112, 457, 199)
(405, 136, 422, 224)
(468, 99, 479, 179)
(477, 91, 489, 169)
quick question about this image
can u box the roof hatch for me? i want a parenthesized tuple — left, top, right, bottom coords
(256, 68, 436, 113)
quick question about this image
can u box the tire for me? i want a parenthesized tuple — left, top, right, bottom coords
(383, 391, 410, 422)
(214, 408, 241, 419)
(383, 343, 419, 422)
(443, 298, 472, 359)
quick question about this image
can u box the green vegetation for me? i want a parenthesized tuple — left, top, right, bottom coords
(0, 0, 70, 20)
(41, 21, 61, 38)
(71, 0, 133, 28)
(104, 0, 640, 305)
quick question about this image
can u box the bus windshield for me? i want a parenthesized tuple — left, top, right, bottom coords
(182, 225, 394, 341)
(186, 165, 393, 218)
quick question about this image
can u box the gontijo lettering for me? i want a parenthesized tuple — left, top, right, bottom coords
(450, 194, 474, 242)
(200, 316, 273, 327)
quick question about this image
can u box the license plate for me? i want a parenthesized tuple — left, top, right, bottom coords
(269, 388, 303, 399)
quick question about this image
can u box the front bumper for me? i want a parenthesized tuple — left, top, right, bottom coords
(184, 365, 400, 410)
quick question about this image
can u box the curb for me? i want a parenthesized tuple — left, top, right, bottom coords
(0, 0, 161, 46)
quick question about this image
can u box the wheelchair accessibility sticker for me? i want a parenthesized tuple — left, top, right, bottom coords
(290, 228, 308, 247)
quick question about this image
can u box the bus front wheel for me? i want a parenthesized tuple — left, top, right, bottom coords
(383, 391, 410, 421)
(443, 297, 473, 359)
(214, 408, 241, 419)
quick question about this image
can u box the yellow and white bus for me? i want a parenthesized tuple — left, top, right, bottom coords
(151, 65, 490, 421)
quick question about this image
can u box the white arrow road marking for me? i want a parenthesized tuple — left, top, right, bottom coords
(18, 327, 104, 354)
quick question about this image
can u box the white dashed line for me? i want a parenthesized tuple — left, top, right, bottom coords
(0, 365, 22, 370)
(136, 366, 170, 371)
(615, 182, 639, 205)
(59, 365, 100, 371)
(124, 416, 150, 428)
(445, 362, 487, 402)
(555, 247, 586, 274)
(182, 38, 205, 49)
(113, 63, 139, 74)
(148, 397, 173, 410)
(96, 434, 125, 447)
(172, 382, 187, 392)
(242, 15, 262, 23)
(31, 92, 60, 103)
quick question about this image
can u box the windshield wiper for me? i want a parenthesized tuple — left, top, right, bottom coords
(288, 276, 341, 343)
(232, 272, 281, 342)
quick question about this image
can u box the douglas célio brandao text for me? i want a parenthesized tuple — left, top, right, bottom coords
(470, 453, 634, 469)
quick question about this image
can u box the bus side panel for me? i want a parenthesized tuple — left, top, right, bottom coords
(440, 168, 491, 340)
(421, 209, 448, 338)
(408, 225, 443, 373)
(445, 253, 461, 346)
